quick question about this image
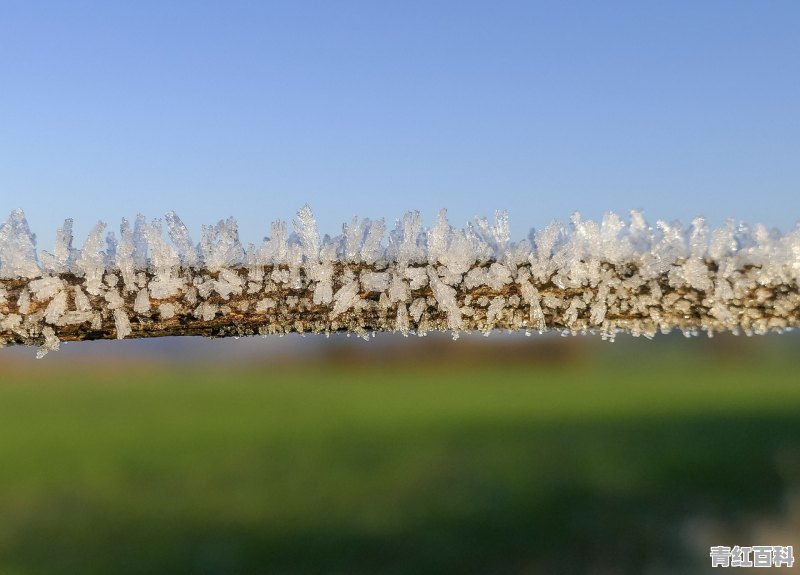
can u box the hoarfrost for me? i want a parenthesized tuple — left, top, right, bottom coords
(294, 205, 320, 263)
(427, 267, 462, 330)
(0, 207, 798, 355)
(36, 327, 60, 358)
(165, 212, 198, 268)
(17, 288, 31, 314)
(390, 211, 425, 265)
(331, 280, 360, 317)
(475, 210, 510, 259)
(40, 219, 75, 273)
(134, 289, 151, 314)
(1, 314, 22, 332)
(396, 303, 410, 335)
(75, 222, 107, 295)
(214, 269, 243, 300)
(343, 216, 366, 262)
(486, 296, 506, 326)
(388, 273, 410, 303)
(104, 289, 125, 310)
(360, 219, 386, 265)
(126, 216, 145, 269)
(0, 209, 40, 279)
(149, 276, 185, 300)
(194, 301, 218, 321)
(30, 277, 65, 302)
(257, 221, 288, 265)
(143, 219, 180, 271)
(405, 266, 428, 290)
(200, 218, 243, 272)
(44, 290, 68, 325)
(113, 309, 132, 339)
(409, 298, 427, 323)
(159, 303, 176, 319)
(117, 218, 137, 291)
(74, 286, 91, 311)
(60, 310, 93, 326)
(255, 298, 276, 312)
(361, 271, 389, 292)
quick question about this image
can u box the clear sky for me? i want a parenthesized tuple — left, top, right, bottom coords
(1, 1, 798, 250)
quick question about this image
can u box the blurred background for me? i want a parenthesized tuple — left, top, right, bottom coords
(2, 333, 800, 574)
(2, 0, 800, 573)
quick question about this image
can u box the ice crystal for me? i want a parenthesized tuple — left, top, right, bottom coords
(0, 206, 798, 356)
(74, 222, 107, 296)
(200, 218, 243, 272)
(0, 209, 40, 279)
(331, 280, 360, 317)
(40, 219, 75, 273)
(294, 204, 320, 263)
(165, 212, 198, 268)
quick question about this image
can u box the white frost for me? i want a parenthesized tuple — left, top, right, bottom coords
(0, 207, 797, 356)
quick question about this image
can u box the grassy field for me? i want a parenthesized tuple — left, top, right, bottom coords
(0, 335, 799, 574)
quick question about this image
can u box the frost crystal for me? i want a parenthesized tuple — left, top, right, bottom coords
(360, 218, 386, 265)
(134, 289, 151, 314)
(294, 205, 320, 263)
(361, 271, 389, 293)
(0, 207, 798, 355)
(36, 327, 60, 358)
(201, 218, 243, 272)
(427, 267, 462, 330)
(113, 309, 132, 339)
(117, 218, 136, 291)
(44, 290, 68, 325)
(331, 280, 360, 317)
(0, 209, 40, 279)
(159, 303, 176, 319)
(165, 212, 198, 268)
(74, 222, 107, 296)
(29, 277, 65, 302)
(40, 219, 75, 273)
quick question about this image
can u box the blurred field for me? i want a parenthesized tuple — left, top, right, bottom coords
(0, 333, 799, 574)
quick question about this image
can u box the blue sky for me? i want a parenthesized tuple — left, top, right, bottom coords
(1, 1, 798, 249)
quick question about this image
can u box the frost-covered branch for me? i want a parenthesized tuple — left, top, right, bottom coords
(0, 207, 798, 357)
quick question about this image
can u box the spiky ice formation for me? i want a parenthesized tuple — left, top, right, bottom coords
(0, 207, 798, 357)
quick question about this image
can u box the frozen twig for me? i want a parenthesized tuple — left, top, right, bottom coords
(0, 207, 798, 357)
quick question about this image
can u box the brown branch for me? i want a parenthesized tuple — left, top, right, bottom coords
(2, 260, 798, 354)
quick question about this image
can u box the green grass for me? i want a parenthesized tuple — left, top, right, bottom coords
(0, 339, 799, 574)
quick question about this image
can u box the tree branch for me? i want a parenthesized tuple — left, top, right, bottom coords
(2, 260, 797, 356)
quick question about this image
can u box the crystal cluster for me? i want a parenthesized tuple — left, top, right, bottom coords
(0, 207, 798, 357)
